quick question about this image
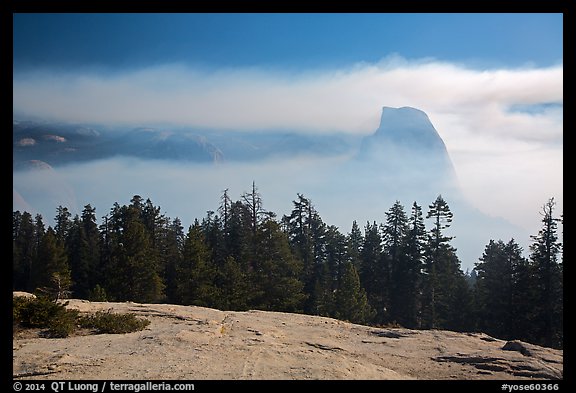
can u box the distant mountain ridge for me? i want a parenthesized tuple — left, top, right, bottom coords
(13, 120, 360, 168)
(13, 107, 455, 171)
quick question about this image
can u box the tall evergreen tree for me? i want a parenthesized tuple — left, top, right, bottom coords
(309, 261, 333, 317)
(13, 211, 36, 291)
(163, 217, 185, 304)
(283, 194, 326, 314)
(108, 204, 164, 302)
(325, 226, 348, 292)
(310, 225, 349, 316)
(175, 222, 219, 307)
(254, 219, 305, 312)
(202, 212, 227, 269)
(241, 181, 267, 235)
(382, 201, 409, 325)
(253, 219, 306, 312)
(359, 221, 386, 323)
(334, 262, 375, 324)
(34, 214, 46, 253)
(98, 212, 114, 298)
(81, 204, 102, 297)
(141, 198, 166, 249)
(240, 182, 273, 273)
(218, 188, 232, 230)
(33, 227, 72, 300)
(448, 270, 475, 332)
(67, 205, 102, 299)
(474, 239, 532, 339)
(226, 201, 252, 271)
(347, 220, 364, 270)
(529, 198, 563, 348)
(217, 256, 254, 311)
(422, 195, 458, 329)
(389, 202, 427, 328)
(54, 206, 72, 242)
(29, 214, 47, 292)
(67, 215, 88, 298)
(510, 251, 540, 342)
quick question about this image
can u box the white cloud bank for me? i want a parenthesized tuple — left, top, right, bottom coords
(13, 57, 563, 258)
(13, 58, 562, 136)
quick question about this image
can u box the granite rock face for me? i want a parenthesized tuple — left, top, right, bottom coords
(12, 295, 563, 380)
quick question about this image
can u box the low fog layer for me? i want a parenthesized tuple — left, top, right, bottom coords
(13, 102, 561, 272)
(14, 151, 532, 273)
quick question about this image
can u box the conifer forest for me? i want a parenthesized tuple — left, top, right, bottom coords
(12, 184, 563, 349)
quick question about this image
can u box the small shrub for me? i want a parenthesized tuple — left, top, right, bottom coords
(88, 285, 108, 302)
(46, 308, 79, 338)
(13, 296, 33, 333)
(16, 296, 66, 328)
(13, 296, 78, 338)
(79, 311, 150, 334)
(13, 296, 150, 338)
(13, 296, 32, 323)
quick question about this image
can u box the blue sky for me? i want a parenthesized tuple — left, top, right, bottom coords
(13, 13, 562, 70)
(13, 13, 563, 268)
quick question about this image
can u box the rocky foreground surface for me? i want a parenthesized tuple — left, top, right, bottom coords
(13, 296, 563, 380)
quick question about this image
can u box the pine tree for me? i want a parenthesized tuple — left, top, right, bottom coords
(226, 201, 252, 271)
(163, 217, 185, 304)
(67, 215, 88, 297)
(13, 211, 23, 290)
(34, 214, 46, 253)
(380, 201, 427, 328)
(325, 226, 348, 296)
(107, 204, 165, 303)
(448, 270, 475, 332)
(240, 182, 273, 273)
(510, 251, 539, 342)
(81, 204, 102, 296)
(241, 181, 267, 235)
(202, 212, 227, 270)
(347, 220, 364, 270)
(529, 198, 563, 348)
(282, 194, 325, 314)
(29, 215, 47, 292)
(359, 221, 386, 323)
(309, 260, 334, 317)
(54, 205, 72, 242)
(98, 212, 114, 299)
(400, 202, 427, 328)
(33, 227, 72, 300)
(422, 195, 459, 329)
(334, 262, 375, 324)
(474, 239, 531, 339)
(67, 205, 102, 299)
(217, 256, 254, 311)
(253, 219, 306, 312)
(218, 188, 232, 230)
(175, 222, 219, 307)
(309, 225, 348, 317)
(382, 201, 409, 325)
(141, 198, 166, 249)
(13, 211, 36, 291)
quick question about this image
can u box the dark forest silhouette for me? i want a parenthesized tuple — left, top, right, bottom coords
(12, 185, 563, 349)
